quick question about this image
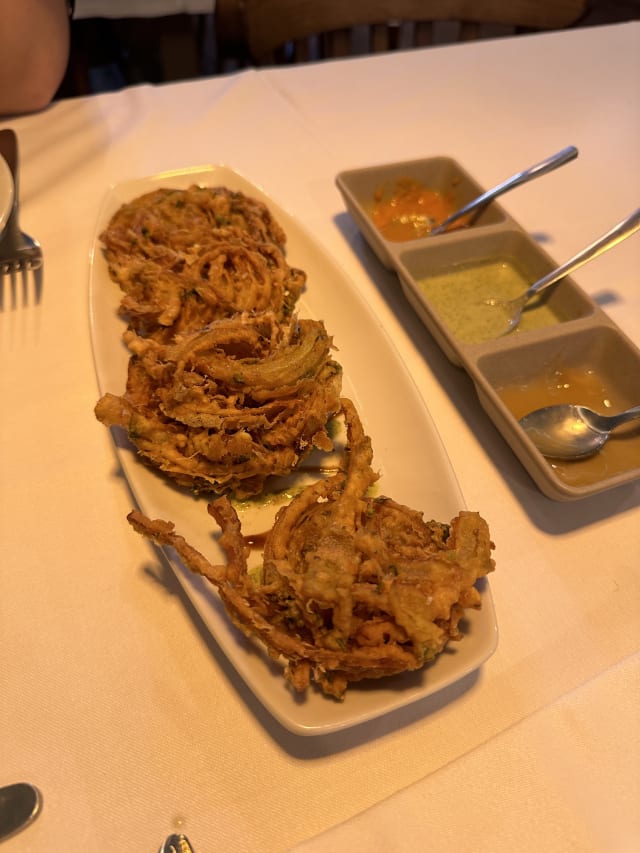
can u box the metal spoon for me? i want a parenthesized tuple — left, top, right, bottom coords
(430, 145, 578, 235)
(0, 783, 41, 842)
(484, 207, 640, 336)
(519, 403, 640, 459)
(159, 833, 195, 853)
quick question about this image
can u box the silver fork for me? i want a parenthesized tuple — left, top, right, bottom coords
(0, 129, 43, 305)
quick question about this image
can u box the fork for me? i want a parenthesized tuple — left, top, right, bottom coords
(0, 129, 43, 278)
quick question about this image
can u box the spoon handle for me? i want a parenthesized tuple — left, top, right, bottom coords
(523, 207, 640, 301)
(432, 145, 578, 234)
(588, 404, 640, 432)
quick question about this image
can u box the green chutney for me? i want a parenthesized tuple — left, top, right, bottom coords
(417, 258, 561, 344)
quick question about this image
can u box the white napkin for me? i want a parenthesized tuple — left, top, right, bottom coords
(292, 653, 640, 853)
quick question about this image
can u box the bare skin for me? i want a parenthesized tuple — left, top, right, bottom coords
(0, 0, 70, 116)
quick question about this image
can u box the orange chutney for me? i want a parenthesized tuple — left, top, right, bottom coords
(370, 178, 461, 241)
(496, 364, 640, 487)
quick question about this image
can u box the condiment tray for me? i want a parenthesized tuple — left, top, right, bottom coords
(336, 157, 640, 501)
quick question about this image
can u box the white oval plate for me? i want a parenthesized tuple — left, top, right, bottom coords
(0, 152, 14, 234)
(89, 165, 497, 736)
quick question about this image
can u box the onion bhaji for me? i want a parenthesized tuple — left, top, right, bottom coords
(128, 399, 495, 699)
(101, 185, 305, 340)
(95, 313, 343, 498)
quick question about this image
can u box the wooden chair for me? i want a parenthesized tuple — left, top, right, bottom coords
(215, 0, 588, 68)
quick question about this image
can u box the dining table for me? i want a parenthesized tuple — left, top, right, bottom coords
(1, 19, 639, 853)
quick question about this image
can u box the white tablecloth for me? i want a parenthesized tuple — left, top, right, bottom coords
(1, 22, 639, 852)
(293, 653, 640, 853)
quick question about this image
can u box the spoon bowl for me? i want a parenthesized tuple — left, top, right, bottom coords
(519, 403, 640, 459)
(483, 208, 640, 337)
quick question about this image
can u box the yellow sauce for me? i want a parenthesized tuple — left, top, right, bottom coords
(417, 259, 561, 344)
(370, 178, 462, 241)
(496, 365, 640, 486)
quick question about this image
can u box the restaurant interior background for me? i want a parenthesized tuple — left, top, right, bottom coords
(57, 0, 640, 101)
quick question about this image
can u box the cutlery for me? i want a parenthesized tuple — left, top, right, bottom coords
(482, 207, 640, 336)
(159, 833, 195, 853)
(519, 402, 640, 459)
(0, 153, 14, 234)
(430, 145, 578, 235)
(0, 782, 41, 842)
(0, 129, 43, 307)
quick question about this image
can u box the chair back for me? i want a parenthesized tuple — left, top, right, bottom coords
(215, 0, 587, 66)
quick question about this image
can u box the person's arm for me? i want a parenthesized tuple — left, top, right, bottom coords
(0, 0, 71, 116)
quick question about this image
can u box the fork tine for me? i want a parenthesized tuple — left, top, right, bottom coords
(1, 267, 18, 311)
(0, 258, 44, 308)
(33, 265, 43, 304)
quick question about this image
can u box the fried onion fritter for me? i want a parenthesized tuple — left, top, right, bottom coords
(101, 185, 305, 340)
(95, 313, 342, 498)
(127, 399, 495, 699)
(103, 186, 288, 249)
